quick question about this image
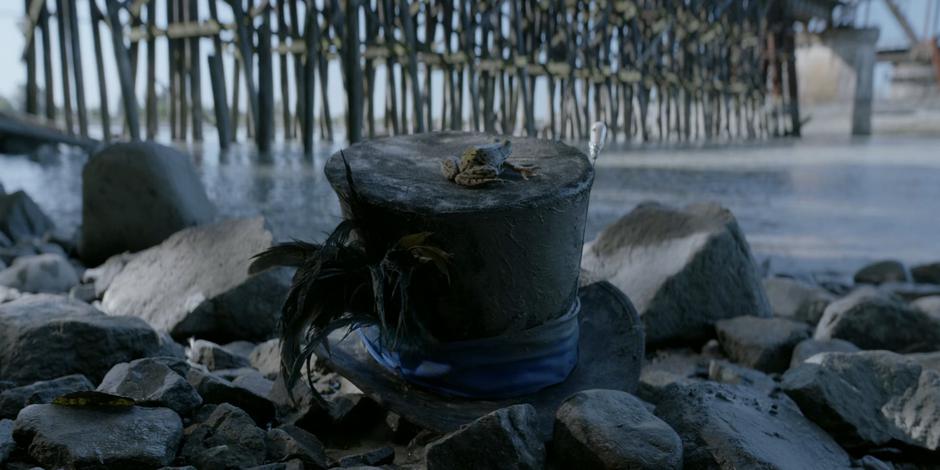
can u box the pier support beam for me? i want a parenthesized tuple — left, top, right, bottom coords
(820, 28, 880, 136)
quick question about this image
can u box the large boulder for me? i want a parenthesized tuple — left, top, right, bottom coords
(100, 218, 287, 342)
(0, 374, 93, 419)
(654, 381, 852, 469)
(581, 202, 770, 346)
(97, 358, 203, 415)
(815, 288, 940, 353)
(551, 389, 682, 469)
(854, 260, 909, 285)
(0, 191, 54, 245)
(763, 276, 834, 325)
(180, 403, 267, 469)
(12, 404, 182, 469)
(789, 338, 860, 369)
(0, 294, 160, 384)
(426, 404, 544, 470)
(781, 351, 940, 451)
(715, 316, 812, 373)
(0, 253, 79, 294)
(79, 141, 215, 265)
(912, 262, 940, 285)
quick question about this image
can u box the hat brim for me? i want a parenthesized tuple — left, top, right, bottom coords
(315, 281, 644, 437)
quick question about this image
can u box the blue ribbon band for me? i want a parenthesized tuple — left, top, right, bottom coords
(358, 298, 581, 399)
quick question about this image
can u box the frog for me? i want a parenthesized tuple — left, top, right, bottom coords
(440, 139, 538, 187)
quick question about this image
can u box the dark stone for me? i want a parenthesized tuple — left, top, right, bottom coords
(637, 349, 706, 404)
(815, 288, 940, 353)
(269, 375, 332, 429)
(12, 404, 182, 469)
(0, 419, 13, 464)
(338, 446, 394, 467)
(386, 412, 423, 444)
(582, 202, 770, 346)
(878, 282, 940, 302)
(246, 460, 304, 470)
(0, 374, 93, 419)
(97, 358, 203, 415)
(790, 338, 860, 369)
(156, 331, 187, 359)
(707, 360, 778, 395)
(763, 276, 834, 325)
(189, 339, 251, 371)
(265, 424, 328, 468)
(0, 294, 160, 384)
(912, 262, 940, 285)
(180, 403, 266, 469)
(186, 366, 276, 426)
(715, 316, 812, 372)
(100, 218, 287, 342)
(781, 350, 940, 451)
(854, 260, 909, 285)
(655, 381, 852, 469)
(0, 254, 79, 294)
(551, 389, 682, 470)
(80, 141, 215, 265)
(425, 404, 544, 470)
(0, 191, 54, 245)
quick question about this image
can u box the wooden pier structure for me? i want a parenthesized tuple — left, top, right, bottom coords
(17, 0, 815, 153)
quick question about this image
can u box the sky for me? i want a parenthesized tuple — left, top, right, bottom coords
(0, 0, 936, 113)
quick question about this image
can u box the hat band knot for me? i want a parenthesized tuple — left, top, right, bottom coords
(357, 297, 581, 399)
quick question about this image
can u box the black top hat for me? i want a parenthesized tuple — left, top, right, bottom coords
(258, 132, 643, 436)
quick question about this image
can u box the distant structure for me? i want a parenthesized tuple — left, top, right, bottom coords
(18, 0, 856, 152)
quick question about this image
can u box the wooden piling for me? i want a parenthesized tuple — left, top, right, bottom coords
(106, 0, 141, 140)
(208, 54, 232, 148)
(258, 5, 275, 152)
(89, 1, 111, 141)
(39, 3, 55, 121)
(54, 0, 73, 134)
(189, 0, 204, 142)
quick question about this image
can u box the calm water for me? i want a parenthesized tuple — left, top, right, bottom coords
(2, 134, 939, 280)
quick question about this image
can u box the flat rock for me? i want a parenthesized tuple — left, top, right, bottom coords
(0, 253, 79, 294)
(854, 260, 909, 285)
(12, 404, 182, 469)
(551, 389, 681, 469)
(0, 374, 93, 419)
(189, 339, 251, 371)
(781, 350, 940, 451)
(715, 316, 812, 372)
(655, 381, 852, 469)
(100, 218, 287, 342)
(79, 141, 215, 265)
(790, 338, 860, 369)
(0, 191, 54, 245)
(912, 262, 940, 285)
(763, 276, 834, 325)
(426, 404, 544, 470)
(180, 403, 266, 470)
(98, 358, 203, 415)
(265, 424, 328, 468)
(0, 294, 160, 384)
(815, 288, 940, 353)
(581, 202, 770, 346)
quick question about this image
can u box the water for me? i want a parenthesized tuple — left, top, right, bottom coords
(2, 134, 939, 279)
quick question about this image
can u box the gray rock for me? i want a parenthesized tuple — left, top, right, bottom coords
(655, 381, 852, 469)
(781, 350, 940, 451)
(0, 191, 54, 245)
(912, 262, 940, 285)
(763, 276, 834, 325)
(156, 331, 187, 359)
(0, 294, 160, 384)
(337, 446, 395, 467)
(707, 360, 778, 395)
(637, 349, 706, 403)
(12, 404, 182, 469)
(878, 282, 940, 302)
(854, 260, 909, 285)
(906, 351, 940, 373)
(581, 202, 770, 346)
(0, 419, 13, 464)
(265, 424, 328, 468)
(68, 283, 97, 303)
(101, 218, 287, 342)
(426, 404, 544, 470)
(0, 254, 79, 294)
(790, 338, 860, 369)
(912, 295, 940, 320)
(815, 288, 940, 353)
(188, 339, 251, 371)
(180, 403, 266, 470)
(0, 286, 20, 304)
(247, 460, 304, 470)
(98, 358, 203, 415)
(187, 366, 276, 426)
(79, 141, 215, 265)
(716, 316, 812, 372)
(232, 371, 275, 398)
(551, 389, 681, 469)
(82, 252, 135, 298)
(0, 374, 93, 419)
(250, 338, 281, 378)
